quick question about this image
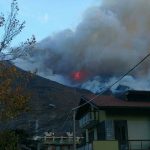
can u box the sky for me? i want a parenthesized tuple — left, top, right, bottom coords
(0, 0, 101, 46)
(2, 0, 150, 93)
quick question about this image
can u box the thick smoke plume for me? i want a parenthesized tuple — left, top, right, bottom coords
(15, 0, 150, 93)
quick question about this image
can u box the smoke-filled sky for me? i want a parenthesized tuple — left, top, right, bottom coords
(15, 0, 150, 93)
(0, 0, 100, 46)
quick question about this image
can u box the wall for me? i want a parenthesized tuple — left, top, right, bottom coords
(99, 110, 106, 121)
(100, 112, 150, 149)
(104, 114, 150, 139)
(128, 120, 150, 139)
(128, 120, 150, 149)
(93, 140, 119, 150)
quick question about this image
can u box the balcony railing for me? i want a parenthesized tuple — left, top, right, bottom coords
(77, 140, 150, 150)
(44, 137, 73, 145)
(79, 112, 98, 128)
(128, 140, 150, 150)
(44, 136, 83, 145)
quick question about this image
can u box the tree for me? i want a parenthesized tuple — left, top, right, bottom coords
(0, 0, 36, 61)
(0, 1, 36, 149)
(0, 130, 19, 150)
(0, 0, 36, 120)
(0, 129, 30, 150)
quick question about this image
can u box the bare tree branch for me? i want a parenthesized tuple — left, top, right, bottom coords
(0, 0, 36, 61)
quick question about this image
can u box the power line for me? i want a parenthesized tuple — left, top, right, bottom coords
(57, 110, 72, 131)
(71, 52, 150, 150)
(72, 52, 150, 111)
(44, 51, 150, 135)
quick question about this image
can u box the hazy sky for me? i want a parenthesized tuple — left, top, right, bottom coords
(0, 0, 100, 46)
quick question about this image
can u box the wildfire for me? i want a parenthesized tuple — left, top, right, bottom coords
(71, 71, 87, 82)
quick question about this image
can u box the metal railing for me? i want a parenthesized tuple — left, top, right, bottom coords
(44, 136, 84, 145)
(79, 112, 99, 128)
(128, 140, 150, 150)
(77, 139, 150, 150)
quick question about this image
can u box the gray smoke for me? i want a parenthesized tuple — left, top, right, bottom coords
(15, 0, 150, 92)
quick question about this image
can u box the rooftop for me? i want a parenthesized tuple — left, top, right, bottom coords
(85, 90, 150, 108)
(76, 90, 150, 119)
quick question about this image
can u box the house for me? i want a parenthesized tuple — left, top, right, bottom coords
(76, 90, 150, 150)
(42, 131, 83, 150)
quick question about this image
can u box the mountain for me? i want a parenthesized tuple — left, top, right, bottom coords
(0, 63, 91, 134)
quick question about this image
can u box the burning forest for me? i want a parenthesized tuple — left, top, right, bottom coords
(1, 1, 150, 149)
(15, 0, 150, 93)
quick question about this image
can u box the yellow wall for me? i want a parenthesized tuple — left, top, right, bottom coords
(104, 113, 150, 150)
(128, 120, 150, 149)
(93, 141, 119, 150)
(128, 120, 150, 139)
(104, 113, 150, 139)
(99, 110, 106, 121)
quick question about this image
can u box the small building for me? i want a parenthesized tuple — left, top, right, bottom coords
(76, 90, 150, 150)
(43, 132, 83, 150)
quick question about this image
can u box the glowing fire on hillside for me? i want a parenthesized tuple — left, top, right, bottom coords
(71, 71, 87, 82)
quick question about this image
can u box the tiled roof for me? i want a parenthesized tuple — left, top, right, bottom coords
(85, 95, 150, 108)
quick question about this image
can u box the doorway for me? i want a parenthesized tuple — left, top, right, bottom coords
(114, 120, 128, 150)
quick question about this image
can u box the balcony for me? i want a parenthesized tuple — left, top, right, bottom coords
(128, 140, 150, 150)
(44, 137, 73, 145)
(79, 112, 98, 128)
(44, 136, 83, 145)
(77, 140, 150, 150)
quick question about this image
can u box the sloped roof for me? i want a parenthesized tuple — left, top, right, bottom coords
(86, 95, 150, 108)
(76, 91, 150, 120)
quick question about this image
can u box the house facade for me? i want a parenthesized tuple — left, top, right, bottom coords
(76, 90, 150, 150)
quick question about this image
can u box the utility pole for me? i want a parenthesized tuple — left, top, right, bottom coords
(73, 109, 76, 150)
